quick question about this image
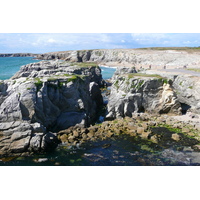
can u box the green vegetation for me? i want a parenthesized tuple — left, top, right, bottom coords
(189, 86, 193, 89)
(27, 88, 31, 90)
(127, 73, 163, 79)
(137, 47, 200, 53)
(70, 62, 98, 67)
(114, 80, 119, 90)
(47, 77, 57, 82)
(187, 68, 200, 72)
(34, 78, 43, 92)
(66, 75, 79, 83)
(95, 51, 103, 56)
(179, 81, 183, 86)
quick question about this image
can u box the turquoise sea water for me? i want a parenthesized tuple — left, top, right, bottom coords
(0, 57, 41, 80)
(0, 58, 116, 80)
(100, 66, 116, 79)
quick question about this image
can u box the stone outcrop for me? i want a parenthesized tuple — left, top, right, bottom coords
(144, 69, 200, 115)
(0, 60, 103, 156)
(0, 53, 37, 57)
(106, 71, 181, 120)
(35, 49, 200, 69)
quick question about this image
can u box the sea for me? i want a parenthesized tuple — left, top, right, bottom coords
(0, 57, 43, 80)
(0, 57, 116, 80)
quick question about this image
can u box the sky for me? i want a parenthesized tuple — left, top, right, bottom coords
(0, 33, 200, 53)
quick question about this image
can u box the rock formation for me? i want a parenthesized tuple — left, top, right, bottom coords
(106, 70, 181, 120)
(0, 53, 37, 57)
(35, 49, 200, 69)
(0, 60, 103, 156)
(144, 69, 200, 115)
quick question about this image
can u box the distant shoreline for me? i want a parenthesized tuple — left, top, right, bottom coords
(0, 53, 38, 57)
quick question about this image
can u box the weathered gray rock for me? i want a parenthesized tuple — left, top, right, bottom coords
(35, 49, 200, 69)
(106, 73, 181, 119)
(0, 60, 103, 155)
(144, 69, 200, 115)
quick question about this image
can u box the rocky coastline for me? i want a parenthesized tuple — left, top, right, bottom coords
(0, 53, 38, 57)
(1, 49, 200, 165)
(0, 60, 104, 156)
(35, 49, 200, 69)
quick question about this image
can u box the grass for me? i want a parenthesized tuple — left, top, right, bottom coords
(70, 62, 98, 67)
(137, 47, 200, 53)
(127, 73, 163, 79)
(34, 78, 43, 92)
(66, 75, 79, 83)
(187, 68, 200, 72)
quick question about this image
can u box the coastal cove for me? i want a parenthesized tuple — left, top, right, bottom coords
(1, 49, 200, 165)
(0, 57, 42, 80)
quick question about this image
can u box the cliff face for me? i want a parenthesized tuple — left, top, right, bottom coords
(106, 69, 181, 120)
(36, 49, 200, 69)
(0, 60, 103, 156)
(142, 69, 200, 115)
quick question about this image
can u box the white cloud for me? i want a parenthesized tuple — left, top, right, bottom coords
(47, 38, 56, 43)
(131, 33, 168, 45)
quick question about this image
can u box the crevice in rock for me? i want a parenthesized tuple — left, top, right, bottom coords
(138, 106, 145, 113)
(181, 103, 191, 115)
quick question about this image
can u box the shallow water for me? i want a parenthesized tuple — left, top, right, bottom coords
(1, 134, 200, 166)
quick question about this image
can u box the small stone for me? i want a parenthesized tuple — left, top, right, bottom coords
(107, 131, 114, 137)
(187, 132, 195, 137)
(182, 127, 190, 133)
(87, 131, 95, 138)
(73, 130, 79, 137)
(82, 133, 88, 140)
(192, 144, 200, 152)
(60, 134, 68, 143)
(55, 162, 61, 166)
(68, 136, 74, 143)
(150, 135, 158, 143)
(171, 133, 180, 141)
(140, 132, 151, 139)
(137, 127, 145, 134)
(148, 121, 157, 126)
(34, 158, 48, 163)
(142, 123, 148, 131)
(113, 128, 121, 135)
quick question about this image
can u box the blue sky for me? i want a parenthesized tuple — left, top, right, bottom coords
(0, 33, 200, 53)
